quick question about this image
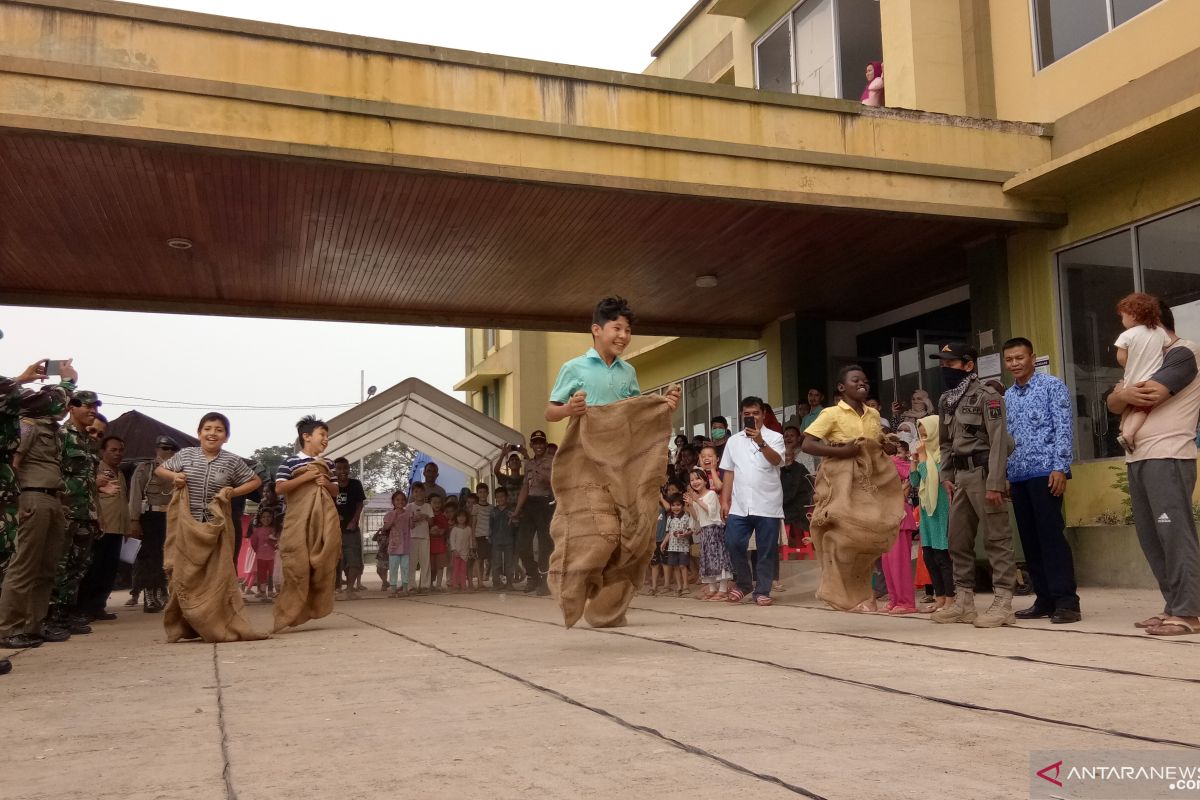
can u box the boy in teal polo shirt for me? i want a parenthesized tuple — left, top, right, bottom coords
(545, 297, 680, 628)
(546, 297, 679, 420)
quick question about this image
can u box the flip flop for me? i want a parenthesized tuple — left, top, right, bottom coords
(726, 589, 745, 603)
(889, 606, 918, 615)
(1135, 615, 1167, 629)
(1146, 619, 1199, 636)
(755, 595, 774, 607)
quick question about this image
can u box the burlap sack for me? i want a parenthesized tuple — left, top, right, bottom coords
(163, 488, 266, 643)
(809, 438, 904, 611)
(272, 462, 342, 633)
(548, 394, 670, 628)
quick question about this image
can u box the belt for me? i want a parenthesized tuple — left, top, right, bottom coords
(21, 487, 59, 495)
(147, 506, 168, 513)
(951, 453, 990, 471)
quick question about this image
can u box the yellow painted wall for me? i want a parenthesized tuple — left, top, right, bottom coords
(989, 0, 1198, 122)
(880, 0, 967, 115)
(1066, 458, 1200, 527)
(644, 11, 735, 81)
(1005, 229, 1060, 373)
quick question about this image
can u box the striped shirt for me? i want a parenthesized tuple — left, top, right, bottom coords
(162, 447, 256, 521)
(274, 453, 334, 514)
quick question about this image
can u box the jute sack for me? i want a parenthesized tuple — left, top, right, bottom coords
(272, 462, 342, 633)
(548, 394, 670, 628)
(163, 488, 267, 643)
(809, 438, 904, 611)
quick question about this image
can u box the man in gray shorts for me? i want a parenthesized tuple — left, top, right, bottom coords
(332, 457, 366, 598)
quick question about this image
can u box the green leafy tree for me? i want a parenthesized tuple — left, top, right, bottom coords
(360, 441, 418, 495)
(249, 443, 293, 481)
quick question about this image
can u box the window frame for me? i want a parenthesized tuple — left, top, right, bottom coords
(753, 0, 842, 98)
(1054, 197, 1200, 463)
(1030, 0, 1161, 71)
(648, 350, 769, 437)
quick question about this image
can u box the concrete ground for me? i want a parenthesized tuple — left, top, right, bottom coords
(3, 580, 1198, 800)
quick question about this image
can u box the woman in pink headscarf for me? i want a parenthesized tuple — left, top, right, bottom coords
(861, 61, 884, 107)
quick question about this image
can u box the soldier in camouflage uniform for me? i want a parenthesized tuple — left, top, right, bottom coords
(46, 390, 103, 635)
(1, 361, 76, 578)
(0, 360, 75, 673)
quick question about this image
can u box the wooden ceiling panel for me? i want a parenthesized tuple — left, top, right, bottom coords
(0, 130, 999, 335)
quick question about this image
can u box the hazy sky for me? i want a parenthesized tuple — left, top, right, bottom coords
(0, 0, 696, 455)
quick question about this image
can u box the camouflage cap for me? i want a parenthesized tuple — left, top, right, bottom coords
(71, 390, 101, 407)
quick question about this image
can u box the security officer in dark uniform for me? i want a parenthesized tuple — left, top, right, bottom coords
(512, 430, 553, 596)
(928, 343, 1017, 628)
(128, 435, 178, 612)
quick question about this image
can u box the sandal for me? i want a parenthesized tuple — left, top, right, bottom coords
(755, 595, 774, 607)
(889, 606, 918, 615)
(1146, 619, 1200, 636)
(1135, 615, 1167, 629)
(850, 601, 878, 613)
(676, 588, 687, 598)
(726, 589, 745, 603)
(707, 592, 728, 602)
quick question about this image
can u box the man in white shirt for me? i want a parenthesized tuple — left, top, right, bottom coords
(719, 396, 786, 606)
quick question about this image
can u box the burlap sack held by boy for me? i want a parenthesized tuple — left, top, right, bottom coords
(809, 438, 904, 611)
(163, 488, 266, 643)
(272, 462, 342, 632)
(548, 394, 670, 629)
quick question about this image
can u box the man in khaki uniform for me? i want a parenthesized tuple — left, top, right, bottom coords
(928, 343, 1017, 628)
(0, 408, 70, 648)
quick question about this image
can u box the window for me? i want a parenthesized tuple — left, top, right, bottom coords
(484, 328, 497, 352)
(1033, 0, 1162, 69)
(753, 0, 882, 101)
(1057, 200, 1200, 461)
(1138, 204, 1200, 343)
(650, 352, 769, 439)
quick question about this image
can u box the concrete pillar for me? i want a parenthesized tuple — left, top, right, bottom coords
(965, 236, 1011, 362)
(879, 0, 969, 115)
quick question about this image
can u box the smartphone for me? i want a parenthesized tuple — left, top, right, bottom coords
(44, 359, 66, 376)
(742, 415, 756, 430)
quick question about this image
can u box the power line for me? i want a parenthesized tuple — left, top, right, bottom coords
(99, 401, 355, 412)
(93, 391, 356, 411)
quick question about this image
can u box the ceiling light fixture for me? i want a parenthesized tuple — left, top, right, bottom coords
(166, 237, 193, 250)
(695, 274, 718, 288)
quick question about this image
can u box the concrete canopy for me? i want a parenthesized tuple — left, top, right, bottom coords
(0, 0, 1064, 336)
(325, 377, 522, 482)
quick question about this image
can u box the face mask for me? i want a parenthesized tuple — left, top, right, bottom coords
(711, 428, 727, 441)
(941, 366, 969, 391)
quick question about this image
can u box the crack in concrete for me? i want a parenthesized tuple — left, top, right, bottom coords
(339, 610, 829, 800)
(211, 645, 238, 800)
(402, 597, 1200, 752)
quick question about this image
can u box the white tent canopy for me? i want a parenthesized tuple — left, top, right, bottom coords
(325, 377, 524, 482)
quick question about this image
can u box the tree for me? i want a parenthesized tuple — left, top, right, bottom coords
(249, 443, 293, 481)
(360, 441, 417, 494)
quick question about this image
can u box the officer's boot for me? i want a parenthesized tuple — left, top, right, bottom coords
(974, 588, 1016, 628)
(931, 589, 976, 624)
(144, 588, 163, 614)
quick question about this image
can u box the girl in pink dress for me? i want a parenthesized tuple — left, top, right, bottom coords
(881, 439, 918, 613)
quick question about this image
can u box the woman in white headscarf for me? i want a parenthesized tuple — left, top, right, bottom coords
(911, 415, 953, 612)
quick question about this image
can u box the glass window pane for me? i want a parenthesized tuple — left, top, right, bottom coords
(1113, 0, 1161, 26)
(685, 374, 711, 439)
(793, 0, 836, 98)
(1059, 231, 1135, 460)
(670, 385, 685, 437)
(755, 20, 793, 93)
(1138, 204, 1200, 343)
(738, 355, 769, 426)
(710, 364, 738, 432)
(1033, 0, 1110, 67)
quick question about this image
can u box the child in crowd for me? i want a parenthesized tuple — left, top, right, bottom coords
(248, 509, 277, 600)
(373, 525, 390, 592)
(662, 495, 692, 597)
(448, 509, 474, 591)
(469, 487, 492, 590)
(382, 490, 412, 597)
(881, 438, 918, 614)
(686, 468, 732, 601)
(697, 444, 724, 493)
(428, 494, 449, 591)
(489, 487, 516, 590)
(646, 493, 670, 595)
(407, 483, 433, 593)
(912, 416, 952, 611)
(1114, 292, 1171, 453)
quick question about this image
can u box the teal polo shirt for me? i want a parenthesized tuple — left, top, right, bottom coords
(549, 347, 641, 407)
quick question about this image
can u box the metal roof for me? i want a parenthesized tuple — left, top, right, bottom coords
(324, 378, 523, 481)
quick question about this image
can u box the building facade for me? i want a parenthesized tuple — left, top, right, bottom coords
(457, 0, 1200, 524)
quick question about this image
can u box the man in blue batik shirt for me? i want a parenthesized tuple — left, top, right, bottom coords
(1002, 338, 1081, 623)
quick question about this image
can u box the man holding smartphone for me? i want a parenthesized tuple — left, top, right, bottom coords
(720, 396, 786, 606)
